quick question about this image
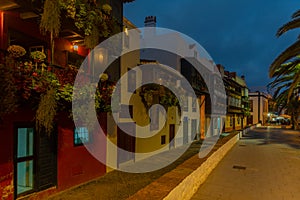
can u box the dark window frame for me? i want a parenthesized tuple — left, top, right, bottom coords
(13, 123, 36, 198)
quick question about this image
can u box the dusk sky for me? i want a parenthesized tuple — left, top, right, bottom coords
(124, 0, 300, 90)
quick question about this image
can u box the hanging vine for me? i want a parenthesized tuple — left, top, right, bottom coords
(0, 63, 17, 121)
(36, 87, 57, 136)
(40, 0, 61, 36)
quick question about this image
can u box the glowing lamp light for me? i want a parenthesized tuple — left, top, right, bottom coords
(72, 44, 78, 52)
(92, 47, 108, 76)
(98, 53, 104, 63)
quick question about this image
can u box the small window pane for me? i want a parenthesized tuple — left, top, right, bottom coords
(192, 97, 197, 112)
(17, 128, 34, 158)
(183, 97, 188, 112)
(29, 45, 44, 53)
(74, 127, 89, 145)
(17, 160, 34, 194)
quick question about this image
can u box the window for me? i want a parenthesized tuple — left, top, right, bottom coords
(250, 100, 253, 112)
(127, 68, 136, 93)
(183, 96, 188, 112)
(29, 45, 44, 53)
(214, 118, 217, 129)
(74, 127, 89, 145)
(150, 106, 159, 131)
(15, 124, 57, 197)
(192, 97, 197, 112)
(16, 127, 34, 195)
(161, 135, 166, 145)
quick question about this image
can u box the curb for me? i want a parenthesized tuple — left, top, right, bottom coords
(127, 132, 242, 200)
(163, 134, 239, 200)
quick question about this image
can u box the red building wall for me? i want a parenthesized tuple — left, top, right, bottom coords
(0, 108, 107, 199)
(56, 113, 107, 191)
(0, 8, 107, 199)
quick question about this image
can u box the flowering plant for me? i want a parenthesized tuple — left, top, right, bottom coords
(31, 51, 46, 62)
(7, 45, 26, 58)
(99, 73, 109, 82)
(5, 50, 119, 134)
(102, 4, 112, 14)
(95, 82, 116, 112)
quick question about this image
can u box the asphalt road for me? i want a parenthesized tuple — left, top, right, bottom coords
(191, 127, 300, 200)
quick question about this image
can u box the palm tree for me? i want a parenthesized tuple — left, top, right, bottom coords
(269, 9, 300, 129)
(269, 9, 300, 98)
(268, 64, 300, 129)
(270, 9, 300, 67)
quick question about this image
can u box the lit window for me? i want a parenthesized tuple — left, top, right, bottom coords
(74, 127, 89, 145)
(192, 97, 197, 112)
(183, 97, 188, 112)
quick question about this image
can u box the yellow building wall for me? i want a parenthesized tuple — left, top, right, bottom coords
(133, 102, 180, 161)
(235, 115, 242, 130)
(225, 115, 232, 132)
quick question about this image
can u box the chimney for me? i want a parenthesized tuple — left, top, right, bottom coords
(144, 16, 156, 27)
(241, 75, 245, 80)
(144, 16, 156, 38)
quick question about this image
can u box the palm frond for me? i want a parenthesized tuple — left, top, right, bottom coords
(271, 60, 299, 77)
(269, 40, 300, 76)
(276, 18, 300, 37)
(287, 70, 300, 99)
(292, 9, 300, 19)
(272, 82, 291, 98)
(271, 72, 294, 85)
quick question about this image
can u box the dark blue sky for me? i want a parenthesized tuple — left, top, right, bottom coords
(124, 0, 300, 89)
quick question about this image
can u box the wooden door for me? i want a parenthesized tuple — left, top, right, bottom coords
(117, 123, 136, 165)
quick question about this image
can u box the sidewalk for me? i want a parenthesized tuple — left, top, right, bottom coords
(48, 133, 238, 200)
(191, 127, 300, 200)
